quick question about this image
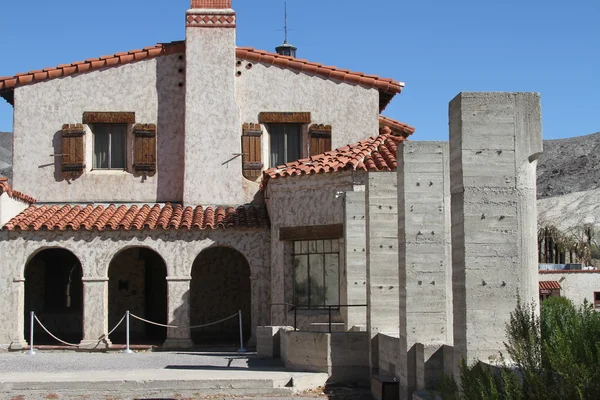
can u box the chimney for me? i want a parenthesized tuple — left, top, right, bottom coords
(184, 0, 243, 205)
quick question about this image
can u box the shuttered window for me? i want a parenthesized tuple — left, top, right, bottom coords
(269, 124, 301, 166)
(93, 124, 126, 170)
(241, 123, 263, 181)
(133, 124, 157, 172)
(309, 124, 332, 156)
(61, 124, 85, 173)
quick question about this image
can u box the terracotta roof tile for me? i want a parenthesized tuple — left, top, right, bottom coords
(2, 203, 268, 232)
(0, 177, 36, 204)
(379, 116, 416, 137)
(0, 42, 403, 111)
(539, 281, 562, 290)
(0, 41, 185, 94)
(262, 132, 406, 188)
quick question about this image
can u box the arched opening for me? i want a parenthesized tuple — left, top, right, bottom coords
(108, 247, 167, 344)
(24, 248, 83, 345)
(190, 247, 251, 346)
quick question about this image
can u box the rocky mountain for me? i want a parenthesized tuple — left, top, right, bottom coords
(0, 132, 11, 182)
(537, 131, 600, 230)
(537, 132, 600, 199)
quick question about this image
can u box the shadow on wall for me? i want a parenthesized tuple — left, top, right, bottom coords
(155, 54, 185, 202)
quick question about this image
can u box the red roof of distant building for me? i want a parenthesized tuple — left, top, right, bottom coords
(0, 42, 403, 111)
(539, 281, 561, 290)
(0, 177, 36, 204)
(3, 203, 267, 232)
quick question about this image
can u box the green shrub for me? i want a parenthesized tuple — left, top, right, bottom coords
(440, 296, 600, 399)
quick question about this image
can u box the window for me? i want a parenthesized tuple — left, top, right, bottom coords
(270, 124, 301, 166)
(93, 124, 126, 169)
(293, 239, 340, 308)
(595, 292, 600, 309)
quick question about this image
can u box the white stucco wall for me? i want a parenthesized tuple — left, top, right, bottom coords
(539, 271, 600, 307)
(12, 54, 186, 203)
(0, 228, 270, 348)
(0, 194, 28, 227)
(236, 61, 380, 197)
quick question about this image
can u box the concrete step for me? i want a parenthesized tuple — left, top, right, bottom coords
(0, 369, 329, 397)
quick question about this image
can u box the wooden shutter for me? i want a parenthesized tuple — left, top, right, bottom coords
(241, 123, 263, 181)
(133, 124, 157, 172)
(61, 124, 85, 173)
(309, 124, 332, 156)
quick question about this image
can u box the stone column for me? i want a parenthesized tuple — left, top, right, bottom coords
(80, 277, 111, 349)
(397, 141, 452, 388)
(10, 278, 27, 349)
(163, 277, 193, 348)
(449, 92, 542, 365)
(365, 172, 405, 397)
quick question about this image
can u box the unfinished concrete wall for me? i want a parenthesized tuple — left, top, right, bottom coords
(450, 92, 542, 364)
(365, 171, 405, 395)
(280, 329, 370, 384)
(397, 141, 452, 389)
(344, 189, 368, 330)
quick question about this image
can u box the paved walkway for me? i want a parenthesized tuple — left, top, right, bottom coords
(0, 351, 342, 400)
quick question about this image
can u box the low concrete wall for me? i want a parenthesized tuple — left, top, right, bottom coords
(378, 333, 400, 377)
(256, 326, 288, 359)
(280, 329, 370, 385)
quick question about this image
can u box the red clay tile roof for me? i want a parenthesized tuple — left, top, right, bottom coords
(0, 41, 185, 104)
(379, 116, 415, 137)
(0, 177, 36, 204)
(539, 281, 561, 290)
(2, 203, 268, 232)
(0, 42, 403, 111)
(263, 133, 405, 186)
(237, 47, 404, 111)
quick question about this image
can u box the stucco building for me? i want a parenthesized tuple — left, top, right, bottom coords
(0, 0, 413, 350)
(0, 1, 544, 398)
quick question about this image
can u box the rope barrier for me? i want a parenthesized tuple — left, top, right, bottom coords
(129, 311, 240, 330)
(107, 314, 126, 337)
(190, 312, 240, 329)
(33, 315, 79, 347)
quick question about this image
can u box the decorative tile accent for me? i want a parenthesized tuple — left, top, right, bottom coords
(186, 13, 236, 28)
(191, 0, 231, 8)
(3, 203, 269, 232)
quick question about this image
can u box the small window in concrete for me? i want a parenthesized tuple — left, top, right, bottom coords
(595, 292, 600, 309)
(293, 239, 340, 308)
(269, 124, 301, 166)
(93, 124, 127, 170)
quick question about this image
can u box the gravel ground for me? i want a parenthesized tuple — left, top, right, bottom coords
(0, 351, 279, 374)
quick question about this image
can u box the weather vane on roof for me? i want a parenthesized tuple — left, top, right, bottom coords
(276, 2, 297, 57)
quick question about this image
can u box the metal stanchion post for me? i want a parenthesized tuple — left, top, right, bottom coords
(29, 311, 36, 355)
(124, 310, 133, 354)
(238, 310, 247, 353)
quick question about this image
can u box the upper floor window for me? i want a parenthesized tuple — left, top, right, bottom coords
(93, 124, 126, 170)
(269, 123, 302, 166)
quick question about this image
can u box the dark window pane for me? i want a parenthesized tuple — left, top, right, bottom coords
(285, 124, 302, 163)
(309, 254, 325, 305)
(324, 254, 339, 305)
(294, 255, 309, 305)
(110, 125, 126, 169)
(94, 125, 109, 169)
(270, 124, 285, 167)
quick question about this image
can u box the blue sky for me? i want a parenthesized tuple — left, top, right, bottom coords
(0, 0, 598, 140)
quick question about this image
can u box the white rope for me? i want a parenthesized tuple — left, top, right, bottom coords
(33, 315, 79, 347)
(129, 313, 179, 328)
(129, 311, 240, 330)
(189, 312, 240, 329)
(107, 314, 126, 336)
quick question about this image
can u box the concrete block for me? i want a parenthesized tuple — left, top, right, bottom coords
(256, 326, 285, 359)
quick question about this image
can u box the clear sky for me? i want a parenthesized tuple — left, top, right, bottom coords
(0, 0, 598, 140)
